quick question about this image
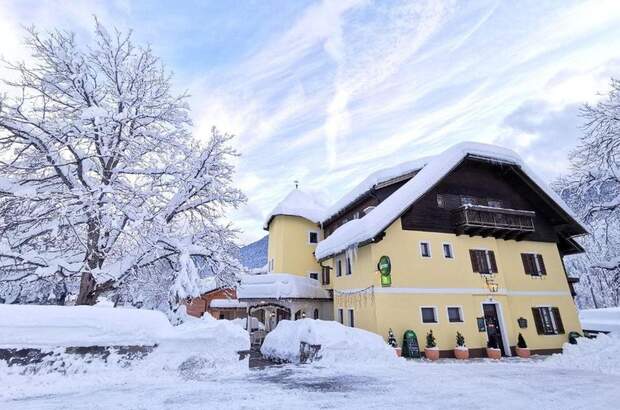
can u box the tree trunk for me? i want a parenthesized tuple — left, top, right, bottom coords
(76, 271, 98, 305)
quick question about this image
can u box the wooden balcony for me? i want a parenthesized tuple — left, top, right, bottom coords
(452, 205, 535, 239)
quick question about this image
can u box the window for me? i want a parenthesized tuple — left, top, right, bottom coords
(313, 308, 319, 320)
(421, 307, 438, 323)
(521, 253, 547, 276)
(309, 272, 319, 281)
(321, 266, 331, 285)
(346, 256, 352, 275)
(420, 242, 431, 258)
(337, 308, 344, 324)
(532, 307, 564, 335)
(348, 309, 355, 327)
(269, 258, 274, 272)
(336, 259, 342, 277)
(447, 307, 463, 323)
(443, 243, 454, 259)
(469, 249, 498, 274)
(308, 231, 319, 244)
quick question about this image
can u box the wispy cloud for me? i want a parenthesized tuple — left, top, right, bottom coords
(1, 0, 620, 243)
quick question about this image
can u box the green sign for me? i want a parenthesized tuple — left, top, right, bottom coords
(378, 255, 391, 287)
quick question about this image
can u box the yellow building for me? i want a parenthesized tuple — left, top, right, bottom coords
(256, 142, 585, 357)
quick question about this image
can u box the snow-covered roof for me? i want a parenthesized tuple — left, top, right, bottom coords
(237, 273, 331, 300)
(263, 189, 325, 229)
(315, 141, 586, 260)
(321, 156, 433, 223)
(209, 299, 248, 309)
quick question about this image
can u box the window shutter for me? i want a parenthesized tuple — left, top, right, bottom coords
(531, 308, 544, 335)
(521, 253, 531, 275)
(469, 250, 479, 273)
(537, 254, 547, 275)
(552, 307, 564, 334)
(477, 251, 488, 273)
(488, 251, 498, 273)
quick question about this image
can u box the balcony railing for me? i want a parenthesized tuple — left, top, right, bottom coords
(451, 205, 535, 239)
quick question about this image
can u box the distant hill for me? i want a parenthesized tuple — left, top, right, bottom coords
(238, 235, 268, 269)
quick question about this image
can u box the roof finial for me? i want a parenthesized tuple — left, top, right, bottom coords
(294, 180, 299, 190)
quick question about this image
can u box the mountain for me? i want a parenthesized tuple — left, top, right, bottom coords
(238, 235, 268, 269)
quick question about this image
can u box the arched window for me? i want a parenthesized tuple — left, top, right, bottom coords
(313, 308, 319, 319)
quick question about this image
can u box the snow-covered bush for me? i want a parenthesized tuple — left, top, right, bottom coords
(260, 319, 397, 365)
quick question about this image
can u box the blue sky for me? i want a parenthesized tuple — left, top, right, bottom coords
(2, 0, 620, 243)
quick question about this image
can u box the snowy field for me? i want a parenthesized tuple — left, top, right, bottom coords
(2, 306, 620, 409)
(2, 356, 620, 410)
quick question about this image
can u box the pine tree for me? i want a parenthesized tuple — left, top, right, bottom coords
(517, 333, 527, 349)
(456, 331, 465, 347)
(387, 328, 398, 347)
(426, 330, 436, 348)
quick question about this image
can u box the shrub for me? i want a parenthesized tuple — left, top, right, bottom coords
(517, 333, 527, 349)
(426, 330, 437, 348)
(456, 331, 466, 347)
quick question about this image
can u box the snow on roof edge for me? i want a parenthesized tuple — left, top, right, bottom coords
(315, 141, 586, 260)
(263, 189, 325, 230)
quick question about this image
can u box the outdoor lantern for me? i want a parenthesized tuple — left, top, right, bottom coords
(302, 312, 306, 318)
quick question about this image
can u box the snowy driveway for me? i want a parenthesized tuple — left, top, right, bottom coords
(3, 358, 619, 410)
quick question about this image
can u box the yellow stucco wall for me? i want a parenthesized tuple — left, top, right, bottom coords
(328, 219, 582, 353)
(267, 215, 323, 278)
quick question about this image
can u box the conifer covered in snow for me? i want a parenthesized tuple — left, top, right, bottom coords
(0, 22, 245, 309)
(559, 78, 620, 307)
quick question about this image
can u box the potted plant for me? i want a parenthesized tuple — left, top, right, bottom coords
(516, 333, 530, 358)
(425, 330, 439, 361)
(387, 328, 401, 357)
(486, 336, 501, 360)
(454, 331, 469, 359)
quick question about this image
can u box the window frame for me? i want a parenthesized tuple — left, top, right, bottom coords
(345, 255, 352, 276)
(446, 306, 464, 323)
(348, 308, 355, 328)
(521, 252, 546, 277)
(420, 306, 438, 324)
(419, 241, 432, 258)
(442, 242, 454, 259)
(337, 308, 344, 324)
(336, 258, 342, 277)
(469, 248, 498, 274)
(308, 272, 319, 281)
(533, 305, 564, 335)
(308, 230, 319, 245)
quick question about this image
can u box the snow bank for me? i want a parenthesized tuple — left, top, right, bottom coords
(0, 304, 250, 377)
(261, 319, 397, 365)
(580, 307, 620, 333)
(315, 141, 586, 260)
(228, 317, 265, 331)
(237, 273, 330, 300)
(0, 304, 171, 348)
(263, 189, 325, 229)
(544, 333, 620, 376)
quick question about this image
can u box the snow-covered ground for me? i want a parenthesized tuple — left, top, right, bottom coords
(2, 305, 619, 409)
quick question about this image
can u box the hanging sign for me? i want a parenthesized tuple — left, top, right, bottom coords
(377, 255, 392, 287)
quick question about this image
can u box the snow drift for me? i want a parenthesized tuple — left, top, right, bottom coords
(544, 333, 620, 376)
(0, 304, 249, 377)
(260, 319, 397, 365)
(579, 307, 620, 333)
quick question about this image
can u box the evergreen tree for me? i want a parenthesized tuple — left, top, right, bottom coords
(387, 328, 398, 347)
(456, 331, 465, 347)
(426, 330, 436, 348)
(517, 333, 527, 349)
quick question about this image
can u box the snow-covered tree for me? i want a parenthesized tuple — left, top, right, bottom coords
(558, 78, 620, 307)
(0, 22, 245, 309)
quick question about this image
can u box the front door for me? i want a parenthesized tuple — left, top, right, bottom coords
(483, 303, 506, 355)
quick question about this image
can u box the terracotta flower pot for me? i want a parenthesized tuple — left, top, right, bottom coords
(394, 347, 402, 357)
(486, 347, 501, 360)
(516, 347, 530, 358)
(454, 347, 469, 360)
(425, 347, 439, 361)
